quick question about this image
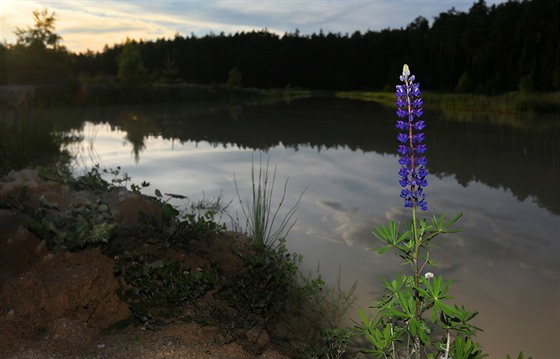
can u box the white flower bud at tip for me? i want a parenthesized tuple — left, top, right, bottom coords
(424, 272, 434, 280)
(403, 64, 410, 77)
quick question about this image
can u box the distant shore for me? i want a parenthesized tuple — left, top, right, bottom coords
(0, 82, 310, 109)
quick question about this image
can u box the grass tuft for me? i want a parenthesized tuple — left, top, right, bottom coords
(235, 154, 305, 249)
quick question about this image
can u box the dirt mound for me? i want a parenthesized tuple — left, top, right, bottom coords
(1, 246, 128, 326)
(0, 230, 130, 357)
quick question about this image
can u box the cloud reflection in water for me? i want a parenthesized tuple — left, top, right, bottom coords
(67, 109, 559, 359)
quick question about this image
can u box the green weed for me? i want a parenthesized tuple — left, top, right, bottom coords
(114, 250, 216, 307)
(234, 155, 305, 249)
(26, 197, 116, 251)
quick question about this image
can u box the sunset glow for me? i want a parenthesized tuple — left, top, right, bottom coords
(1, 0, 509, 53)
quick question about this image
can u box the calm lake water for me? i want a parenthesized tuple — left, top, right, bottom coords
(4, 96, 559, 357)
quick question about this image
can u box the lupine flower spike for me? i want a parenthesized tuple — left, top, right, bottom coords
(395, 64, 428, 211)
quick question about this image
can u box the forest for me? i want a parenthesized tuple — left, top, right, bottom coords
(0, 0, 558, 94)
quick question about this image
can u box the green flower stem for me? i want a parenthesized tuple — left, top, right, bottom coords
(390, 320, 396, 359)
(412, 204, 421, 358)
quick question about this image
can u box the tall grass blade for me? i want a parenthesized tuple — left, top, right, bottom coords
(235, 154, 305, 249)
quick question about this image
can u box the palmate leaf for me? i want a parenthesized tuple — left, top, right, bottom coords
(452, 336, 488, 359)
(382, 275, 414, 297)
(423, 213, 463, 243)
(418, 275, 454, 322)
(370, 221, 411, 255)
(377, 288, 417, 322)
(361, 324, 396, 357)
(356, 309, 397, 357)
(417, 218, 433, 239)
(445, 305, 483, 335)
(370, 278, 400, 310)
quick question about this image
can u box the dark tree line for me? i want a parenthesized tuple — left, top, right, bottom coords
(1, 0, 558, 93)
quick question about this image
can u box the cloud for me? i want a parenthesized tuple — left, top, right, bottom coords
(310, 199, 373, 246)
(2, 0, 510, 53)
(0, 0, 38, 42)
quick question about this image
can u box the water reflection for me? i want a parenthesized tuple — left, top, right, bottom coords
(3, 97, 559, 357)
(60, 97, 560, 214)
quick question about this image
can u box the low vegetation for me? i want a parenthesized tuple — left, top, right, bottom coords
(3, 161, 355, 357)
(336, 91, 560, 116)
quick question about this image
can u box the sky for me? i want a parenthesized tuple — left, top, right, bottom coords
(1, 0, 509, 53)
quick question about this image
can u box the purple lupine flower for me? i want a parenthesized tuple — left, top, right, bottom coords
(395, 64, 428, 211)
